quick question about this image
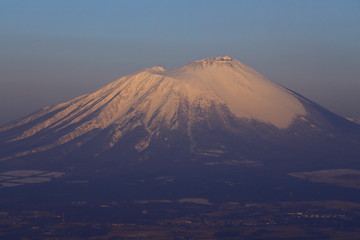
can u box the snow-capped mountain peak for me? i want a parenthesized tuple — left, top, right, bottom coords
(0, 56, 309, 160)
(179, 56, 244, 72)
(197, 55, 233, 61)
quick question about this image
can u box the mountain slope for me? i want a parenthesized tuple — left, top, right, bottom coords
(0, 56, 359, 171)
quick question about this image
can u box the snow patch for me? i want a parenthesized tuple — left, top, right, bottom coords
(135, 137, 151, 152)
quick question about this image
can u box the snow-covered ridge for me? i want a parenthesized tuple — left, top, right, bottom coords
(347, 118, 360, 125)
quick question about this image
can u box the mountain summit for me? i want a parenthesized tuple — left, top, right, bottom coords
(0, 56, 359, 171)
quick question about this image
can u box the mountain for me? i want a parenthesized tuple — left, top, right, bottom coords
(0, 56, 359, 173)
(1, 56, 360, 239)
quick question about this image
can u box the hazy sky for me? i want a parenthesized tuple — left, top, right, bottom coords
(1, 0, 359, 125)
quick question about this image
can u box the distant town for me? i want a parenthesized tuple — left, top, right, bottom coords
(1, 199, 360, 239)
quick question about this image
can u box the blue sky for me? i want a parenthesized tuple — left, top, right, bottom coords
(1, 0, 359, 124)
